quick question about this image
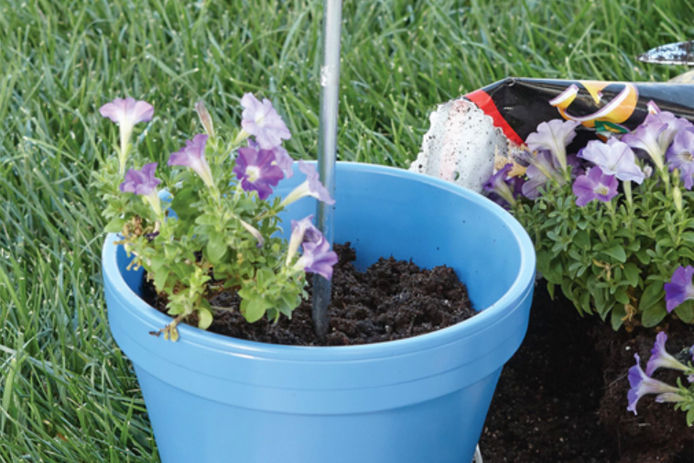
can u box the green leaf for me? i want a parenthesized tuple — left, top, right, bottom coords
(639, 282, 663, 313)
(197, 307, 214, 329)
(623, 262, 640, 287)
(675, 300, 694, 323)
(206, 235, 227, 262)
(105, 216, 126, 233)
(240, 296, 270, 323)
(601, 244, 626, 263)
(641, 302, 667, 328)
(610, 305, 625, 330)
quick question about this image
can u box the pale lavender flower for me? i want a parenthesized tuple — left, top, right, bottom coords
(646, 332, 690, 376)
(572, 166, 618, 206)
(280, 161, 335, 207)
(664, 265, 694, 313)
(627, 353, 682, 415)
(168, 134, 215, 189)
(99, 97, 154, 127)
(525, 119, 580, 173)
(666, 127, 694, 189)
(286, 215, 322, 265)
(483, 163, 519, 208)
(119, 162, 161, 195)
(299, 237, 339, 280)
(622, 110, 692, 170)
(119, 162, 162, 216)
(233, 145, 284, 200)
(515, 149, 564, 199)
(240, 93, 291, 149)
(287, 215, 338, 280)
(99, 97, 154, 171)
(578, 138, 645, 184)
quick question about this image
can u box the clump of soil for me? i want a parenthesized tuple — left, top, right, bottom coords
(144, 242, 476, 346)
(480, 282, 694, 462)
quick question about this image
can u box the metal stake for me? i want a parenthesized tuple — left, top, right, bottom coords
(312, 0, 342, 339)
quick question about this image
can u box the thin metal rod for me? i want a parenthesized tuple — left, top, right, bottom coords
(312, 0, 342, 339)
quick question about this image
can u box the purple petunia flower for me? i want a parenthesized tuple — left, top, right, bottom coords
(622, 110, 692, 171)
(233, 145, 284, 200)
(572, 166, 618, 207)
(645, 332, 690, 376)
(299, 236, 339, 280)
(483, 163, 520, 208)
(627, 353, 682, 415)
(280, 161, 335, 207)
(525, 119, 580, 174)
(247, 139, 294, 179)
(100, 97, 154, 171)
(514, 149, 567, 199)
(119, 162, 162, 216)
(240, 93, 291, 149)
(168, 134, 215, 189)
(664, 265, 694, 313)
(119, 162, 161, 196)
(286, 215, 338, 280)
(99, 97, 154, 127)
(666, 127, 694, 190)
(578, 138, 645, 184)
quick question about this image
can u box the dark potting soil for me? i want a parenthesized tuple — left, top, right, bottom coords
(480, 281, 694, 463)
(144, 243, 476, 346)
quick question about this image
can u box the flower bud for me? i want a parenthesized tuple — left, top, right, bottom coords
(673, 184, 683, 213)
(195, 100, 216, 139)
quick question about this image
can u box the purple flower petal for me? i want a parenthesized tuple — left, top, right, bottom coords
(664, 265, 694, 313)
(99, 97, 154, 126)
(247, 139, 294, 179)
(298, 161, 335, 205)
(119, 162, 161, 196)
(518, 149, 565, 199)
(627, 353, 680, 415)
(571, 166, 618, 206)
(646, 331, 690, 376)
(287, 215, 338, 280)
(666, 127, 694, 190)
(525, 119, 580, 172)
(168, 134, 214, 188)
(622, 110, 692, 170)
(578, 138, 645, 184)
(299, 236, 338, 280)
(240, 93, 291, 149)
(483, 163, 519, 208)
(233, 145, 284, 200)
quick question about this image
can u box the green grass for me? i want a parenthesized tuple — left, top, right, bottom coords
(0, 0, 691, 460)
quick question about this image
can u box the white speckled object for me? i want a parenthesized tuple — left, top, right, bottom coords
(409, 98, 509, 193)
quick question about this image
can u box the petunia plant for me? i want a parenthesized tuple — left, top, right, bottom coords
(484, 104, 694, 330)
(626, 332, 694, 426)
(96, 94, 337, 340)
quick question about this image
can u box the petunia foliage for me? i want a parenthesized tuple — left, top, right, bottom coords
(96, 95, 337, 340)
(485, 103, 694, 330)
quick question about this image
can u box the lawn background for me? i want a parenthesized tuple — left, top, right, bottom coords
(0, 0, 692, 461)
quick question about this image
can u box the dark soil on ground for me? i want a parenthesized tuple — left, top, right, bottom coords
(480, 282, 694, 462)
(144, 242, 476, 346)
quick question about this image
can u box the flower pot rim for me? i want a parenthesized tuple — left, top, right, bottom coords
(103, 161, 535, 360)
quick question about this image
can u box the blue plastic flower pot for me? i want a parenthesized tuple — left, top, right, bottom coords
(102, 162, 535, 463)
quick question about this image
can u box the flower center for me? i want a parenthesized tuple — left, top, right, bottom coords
(595, 185, 609, 196)
(246, 165, 261, 182)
